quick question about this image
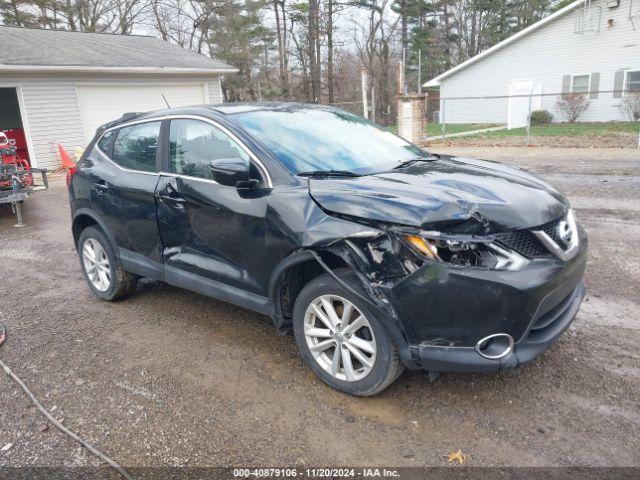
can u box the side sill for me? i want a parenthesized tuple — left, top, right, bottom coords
(165, 265, 274, 317)
(119, 248, 275, 317)
(120, 248, 164, 279)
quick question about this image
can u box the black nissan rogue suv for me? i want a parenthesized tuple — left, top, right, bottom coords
(68, 103, 587, 396)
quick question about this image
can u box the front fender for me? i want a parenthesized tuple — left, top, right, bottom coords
(268, 247, 419, 369)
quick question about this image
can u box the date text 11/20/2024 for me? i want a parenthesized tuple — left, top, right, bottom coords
(233, 468, 401, 478)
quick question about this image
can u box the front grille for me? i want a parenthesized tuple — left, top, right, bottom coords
(493, 218, 562, 258)
(539, 219, 563, 244)
(493, 230, 547, 257)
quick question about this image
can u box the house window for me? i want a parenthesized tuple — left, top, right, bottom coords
(626, 71, 640, 93)
(571, 74, 591, 94)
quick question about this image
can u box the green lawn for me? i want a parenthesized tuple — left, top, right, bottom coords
(426, 123, 499, 136)
(452, 121, 640, 139)
(387, 123, 498, 135)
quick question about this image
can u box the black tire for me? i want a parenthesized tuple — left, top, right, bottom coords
(78, 226, 137, 301)
(292, 271, 404, 396)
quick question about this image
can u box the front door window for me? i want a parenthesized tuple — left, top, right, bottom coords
(168, 119, 251, 181)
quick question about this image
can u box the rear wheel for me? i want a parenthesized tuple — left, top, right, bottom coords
(292, 271, 404, 396)
(78, 226, 137, 301)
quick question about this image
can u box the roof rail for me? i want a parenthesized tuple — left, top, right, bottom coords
(121, 112, 143, 121)
(98, 112, 145, 131)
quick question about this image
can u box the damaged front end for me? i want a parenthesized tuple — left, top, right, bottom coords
(305, 209, 587, 373)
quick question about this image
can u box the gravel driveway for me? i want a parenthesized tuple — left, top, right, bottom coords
(1, 147, 639, 474)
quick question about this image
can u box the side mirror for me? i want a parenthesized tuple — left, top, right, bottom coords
(209, 157, 256, 188)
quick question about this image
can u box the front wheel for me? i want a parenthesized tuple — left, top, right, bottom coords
(292, 271, 404, 396)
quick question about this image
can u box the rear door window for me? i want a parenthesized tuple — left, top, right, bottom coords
(111, 122, 161, 172)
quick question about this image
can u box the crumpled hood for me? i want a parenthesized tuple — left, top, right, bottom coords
(308, 155, 569, 232)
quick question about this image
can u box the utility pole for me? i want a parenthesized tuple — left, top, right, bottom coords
(371, 85, 376, 122)
(361, 66, 369, 119)
(417, 49, 422, 94)
(402, 48, 407, 95)
(526, 88, 533, 145)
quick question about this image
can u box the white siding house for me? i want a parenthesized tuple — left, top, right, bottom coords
(0, 27, 235, 170)
(424, 0, 640, 126)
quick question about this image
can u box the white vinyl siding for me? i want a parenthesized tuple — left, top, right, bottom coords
(207, 79, 224, 103)
(0, 73, 224, 170)
(77, 84, 207, 142)
(21, 82, 86, 170)
(437, 0, 640, 123)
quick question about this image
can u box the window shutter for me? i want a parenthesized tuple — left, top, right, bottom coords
(613, 70, 625, 98)
(590, 73, 599, 99)
(562, 75, 571, 98)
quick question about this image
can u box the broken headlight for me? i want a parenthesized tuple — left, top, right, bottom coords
(403, 235, 528, 271)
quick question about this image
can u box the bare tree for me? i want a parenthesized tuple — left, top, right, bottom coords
(308, 0, 321, 102)
(0, 0, 39, 26)
(114, 0, 149, 33)
(352, 0, 399, 123)
(273, 0, 289, 96)
(287, 4, 310, 100)
(60, 0, 116, 32)
(617, 93, 640, 121)
(326, 0, 334, 102)
(556, 93, 590, 122)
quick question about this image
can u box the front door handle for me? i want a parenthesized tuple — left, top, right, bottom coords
(159, 194, 186, 205)
(159, 182, 186, 205)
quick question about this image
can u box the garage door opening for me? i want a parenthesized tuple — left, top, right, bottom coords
(0, 88, 30, 166)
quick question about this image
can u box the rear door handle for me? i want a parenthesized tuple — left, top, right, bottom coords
(91, 180, 109, 194)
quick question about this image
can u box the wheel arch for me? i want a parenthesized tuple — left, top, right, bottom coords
(72, 209, 116, 252)
(269, 249, 349, 330)
(268, 248, 413, 367)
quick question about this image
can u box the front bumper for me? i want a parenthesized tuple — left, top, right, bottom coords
(413, 281, 585, 372)
(382, 230, 588, 372)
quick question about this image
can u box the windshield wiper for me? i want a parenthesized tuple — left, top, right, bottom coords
(393, 155, 439, 170)
(298, 170, 362, 178)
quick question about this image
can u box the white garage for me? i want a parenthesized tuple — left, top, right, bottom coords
(76, 84, 210, 142)
(0, 26, 236, 170)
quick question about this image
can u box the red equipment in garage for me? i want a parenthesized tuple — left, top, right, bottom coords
(1, 128, 29, 164)
(0, 130, 32, 189)
(0, 130, 48, 227)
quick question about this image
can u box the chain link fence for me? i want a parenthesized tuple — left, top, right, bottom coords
(288, 90, 640, 148)
(328, 101, 365, 117)
(424, 90, 640, 149)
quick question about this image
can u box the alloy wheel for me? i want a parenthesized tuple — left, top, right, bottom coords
(82, 238, 111, 292)
(303, 294, 377, 382)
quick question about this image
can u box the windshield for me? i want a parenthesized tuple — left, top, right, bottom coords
(233, 107, 427, 175)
